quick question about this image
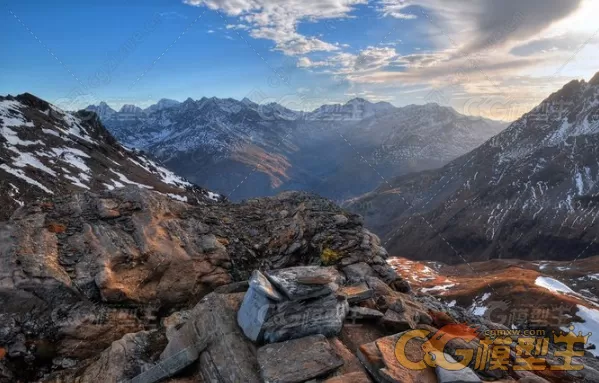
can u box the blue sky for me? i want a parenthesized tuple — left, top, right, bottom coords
(2, 0, 599, 120)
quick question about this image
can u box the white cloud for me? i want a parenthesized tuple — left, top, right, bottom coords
(297, 57, 328, 68)
(184, 0, 597, 120)
(184, 0, 366, 55)
(226, 23, 249, 30)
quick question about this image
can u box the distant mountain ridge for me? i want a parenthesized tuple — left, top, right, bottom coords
(347, 71, 599, 263)
(88, 96, 507, 201)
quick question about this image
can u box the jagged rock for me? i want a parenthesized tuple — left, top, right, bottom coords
(250, 270, 284, 301)
(0, 361, 14, 383)
(159, 313, 207, 362)
(162, 293, 261, 383)
(348, 306, 384, 320)
(339, 283, 373, 303)
(7, 334, 26, 358)
(131, 346, 200, 383)
(266, 266, 341, 301)
(333, 215, 349, 226)
(73, 330, 168, 383)
(262, 293, 349, 344)
(257, 335, 343, 383)
(381, 309, 415, 333)
(162, 310, 192, 341)
(343, 263, 376, 283)
(435, 354, 481, 383)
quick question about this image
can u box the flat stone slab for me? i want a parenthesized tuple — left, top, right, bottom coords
(339, 283, 373, 303)
(237, 283, 276, 342)
(435, 353, 482, 383)
(262, 293, 349, 344)
(266, 266, 339, 301)
(249, 270, 283, 301)
(258, 334, 344, 383)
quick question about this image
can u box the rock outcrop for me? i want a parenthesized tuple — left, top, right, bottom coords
(0, 187, 396, 381)
(2, 186, 598, 383)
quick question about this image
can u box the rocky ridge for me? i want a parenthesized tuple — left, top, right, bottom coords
(88, 97, 506, 201)
(1, 187, 597, 382)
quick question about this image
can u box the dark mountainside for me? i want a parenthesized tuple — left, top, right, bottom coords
(0, 93, 220, 220)
(348, 72, 599, 264)
(89, 97, 506, 202)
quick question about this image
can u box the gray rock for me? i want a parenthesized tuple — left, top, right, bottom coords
(517, 375, 551, 383)
(286, 242, 302, 254)
(435, 353, 482, 383)
(160, 313, 208, 361)
(75, 330, 168, 383)
(348, 306, 384, 320)
(381, 309, 415, 333)
(258, 335, 344, 383)
(199, 234, 221, 252)
(156, 293, 261, 382)
(214, 280, 249, 294)
(262, 293, 349, 343)
(333, 214, 349, 226)
(131, 346, 200, 383)
(8, 334, 26, 358)
(237, 282, 277, 342)
(343, 263, 376, 283)
(196, 293, 262, 383)
(266, 266, 339, 301)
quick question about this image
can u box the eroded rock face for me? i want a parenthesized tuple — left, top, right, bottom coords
(0, 187, 398, 380)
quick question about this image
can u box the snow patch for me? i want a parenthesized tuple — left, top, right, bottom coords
(535, 276, 576, 295)
(0, 164, 53, 194)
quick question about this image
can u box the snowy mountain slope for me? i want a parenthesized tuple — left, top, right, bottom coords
(90, 97, 506, 201)
(0, 93, 220, 220)
(347, 72, 599, 263)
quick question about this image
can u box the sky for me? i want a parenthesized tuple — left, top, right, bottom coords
(1, 0, 599, 121)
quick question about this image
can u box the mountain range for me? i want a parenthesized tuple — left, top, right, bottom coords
(87, 97, 507, 201)
(0, 93, 220, 220)
(348, 72, 599, 264)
